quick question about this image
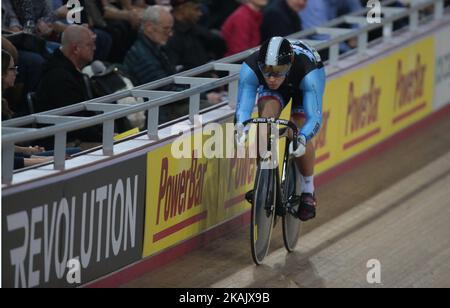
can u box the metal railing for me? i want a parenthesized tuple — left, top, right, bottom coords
(2, 0, 447, 185)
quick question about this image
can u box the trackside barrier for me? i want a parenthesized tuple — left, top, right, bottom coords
(2, 0, 450, 288)
(2, 0, 445, 185)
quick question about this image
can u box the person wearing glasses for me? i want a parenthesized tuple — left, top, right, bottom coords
(235, 36, 326, 221)
(123, 5, 175, 87)
(2, 50, 52, 169)
(2, 49, 18, 120)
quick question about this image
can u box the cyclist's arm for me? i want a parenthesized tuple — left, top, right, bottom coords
(235, 63, 259, 124)
(299, 67, 326, 142)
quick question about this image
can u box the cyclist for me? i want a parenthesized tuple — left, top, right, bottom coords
(235, 36, 326, 221)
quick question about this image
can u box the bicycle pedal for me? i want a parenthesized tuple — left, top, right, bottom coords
(245, 190, 254, 204)
(286, 196, 301, 217)
(288, 195, 301, 206)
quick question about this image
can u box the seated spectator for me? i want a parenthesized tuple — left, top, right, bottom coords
(2, 50, 17, 121)
(124, 5, 199, 123)
(123, 5, 175, 85)
(34, 25, 104, 147)
(2, 50, 52, 169)
(93, 0, 140, 62)
(9, 0, 63, 52)
(51, 0, 113, 61)
(167, 0, 228, 106)
(222, 0, 268, 57)
(299, 0, 362, 29)
(166, 0, 226, 71)
(205, 0, 240, 31)
(2, 0, 23, 32)
(100, 0, 147, 29)
(35, 25, 96, 112)
(2, 0, 45, 115)
(261, 0, 306, 42)
(299, 0, 362, 53)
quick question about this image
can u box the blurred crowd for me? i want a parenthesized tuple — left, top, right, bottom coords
(2, 0, 446, 169)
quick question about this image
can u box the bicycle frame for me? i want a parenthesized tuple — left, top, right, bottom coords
(243, 117, 301, 264)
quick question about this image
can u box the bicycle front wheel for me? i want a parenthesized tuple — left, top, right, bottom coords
(282, 158, 302, 252)
(250, 166, 277, 265)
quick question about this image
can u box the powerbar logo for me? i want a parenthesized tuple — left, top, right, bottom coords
(156, 154, 208, 225)
(394, 55, 427, 111)
(5, 176, 140, 288)
(346, 77, 381, 135)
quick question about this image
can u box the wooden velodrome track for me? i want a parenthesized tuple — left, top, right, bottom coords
(123, 110, 450, 288)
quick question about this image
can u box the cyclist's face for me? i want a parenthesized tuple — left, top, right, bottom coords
(264, 75, 286, 90)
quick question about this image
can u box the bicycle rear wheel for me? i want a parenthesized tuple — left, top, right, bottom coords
(250, 166, 277, 265)
(282, 157, 302, 252)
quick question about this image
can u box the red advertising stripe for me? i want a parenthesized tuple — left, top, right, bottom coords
(392, 102, 427, 124)
(343, 128, 381, 150)
(224, 194, 246, 209)
(153, 211, 208, 243)
(316, 152, 331, 164)
(85, 211, 252, 288)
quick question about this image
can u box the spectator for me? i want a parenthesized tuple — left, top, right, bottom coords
(166, 0, 226, 71)
(2, 0, 23, 32)
(97, 0, 140, 62)
(167, 0, 228, 105)
(299, 0, 362, 53)
(52, 0, 113, 61)
(101, 0, 144, 29)
(2, 0, 45, 116)
(2, 50, 17, 120)
(35, 25, 96, 112)
(123, 5, 175, 85)
(10, 0, 62, 52)
(34, 25, 103, 147)
(2, 50, 51, 169)
(300, 0, 362, 31)
(206, 0, 240, 31)
(222, 0, 268, 57)
(261, 0, 307, 42)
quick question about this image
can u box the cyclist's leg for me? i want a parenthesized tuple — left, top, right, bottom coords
(290, 110, 317, 221)
(291, 114, 315, 179)
(256, 88, 284, 157)
(257, 91, 283, 118)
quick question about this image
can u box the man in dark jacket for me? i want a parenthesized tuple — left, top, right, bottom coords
(35, 25, 96, 112)
(261, 0, 306, 41)
(123, 5, 175, 86)
(166, 0, 226, 71)
(34, 25, 102, 145)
